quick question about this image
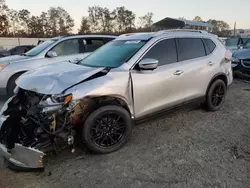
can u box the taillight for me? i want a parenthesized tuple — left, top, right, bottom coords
(225, 49, 232, 62)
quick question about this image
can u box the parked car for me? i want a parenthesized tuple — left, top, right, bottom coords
(231, 38, 250, 79)
(225, 36, 243, 51)
(0, 34, 117, 96)
(0, 30, 233, 171)
(0, 45, 35, 58)
(219, 37, 228, 45)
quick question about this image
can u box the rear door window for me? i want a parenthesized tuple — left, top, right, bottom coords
(177, 38, 206, 61)
(82, 38, 105, 52)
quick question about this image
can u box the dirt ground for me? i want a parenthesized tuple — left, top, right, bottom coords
(0, 80, 250, 188)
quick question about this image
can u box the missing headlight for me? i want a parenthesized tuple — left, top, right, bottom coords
(51, 94, 72, 104)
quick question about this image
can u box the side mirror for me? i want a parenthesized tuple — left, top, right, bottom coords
(138, 58, 159, 70)
(237, 44, 243, 49)
(47, 51, 57, 58)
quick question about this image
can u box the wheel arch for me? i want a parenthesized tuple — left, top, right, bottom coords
(71, 95, 134, 125)
(206, 73, 228, 95)
(6, 71, 27, 93)
(92, 95, 133, 114)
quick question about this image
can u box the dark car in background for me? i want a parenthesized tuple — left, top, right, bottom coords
(231, 38, 250, 80)
(225, 36, 248, 52)
(0, 45, 35, 58)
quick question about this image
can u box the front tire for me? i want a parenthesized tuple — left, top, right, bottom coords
(204, 79, 227, 111)
(82, 105, 132, 154)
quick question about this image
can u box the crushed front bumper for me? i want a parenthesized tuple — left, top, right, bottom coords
(0, 143, 45, 171)
(0, 97, 45, 171)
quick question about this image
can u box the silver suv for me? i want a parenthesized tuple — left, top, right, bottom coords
(0, 30, 233, 170)
(0, 34, 116, 96)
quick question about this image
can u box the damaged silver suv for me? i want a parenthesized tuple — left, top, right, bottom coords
(0, 30, 233, 170)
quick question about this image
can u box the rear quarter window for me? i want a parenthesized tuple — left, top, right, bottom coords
(204, 38, 216, 54)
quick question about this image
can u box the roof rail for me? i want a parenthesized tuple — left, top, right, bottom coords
(154, 29, 208, 36)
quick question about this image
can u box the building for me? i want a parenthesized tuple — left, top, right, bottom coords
(0, 37, 48, 49)
(231, 29, 250, 37)
(152, 17, 214, 32)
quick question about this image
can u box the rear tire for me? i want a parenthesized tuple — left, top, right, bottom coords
(82, 105, 132, 154)
(203, 79, 227, 111)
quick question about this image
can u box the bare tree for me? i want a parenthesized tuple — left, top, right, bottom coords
(193, 16, 203, 22)
(7, 9, 19, 36)
(78, 16, 90, 34)
(207, 19, 231, 37)
(45, 7, 74, 36)
(114, 6, 135, 33)
(18, 9, 30, 35)
(88, 6, 101, 32)
(138, 12, 154, 28)
(99, 7, 115, 33)
(28, 16, 44, 37)
(0, 0, 9, 36)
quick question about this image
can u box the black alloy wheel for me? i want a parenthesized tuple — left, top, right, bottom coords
(91, 113, 126, 147)
(204, 79, 227, 111)
(83, 105, 132, 154)
(211, 84, 225, 107)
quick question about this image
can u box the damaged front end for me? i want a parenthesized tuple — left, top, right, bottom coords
(0, 88, 78, 171)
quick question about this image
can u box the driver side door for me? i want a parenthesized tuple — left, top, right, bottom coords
(131, 38, 187, 118)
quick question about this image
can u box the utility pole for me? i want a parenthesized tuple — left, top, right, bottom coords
(234, 22, 236, 36)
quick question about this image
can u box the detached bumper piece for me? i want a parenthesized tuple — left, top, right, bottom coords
(0, 143, 45, 172)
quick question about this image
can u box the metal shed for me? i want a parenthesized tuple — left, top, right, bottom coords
(152, 17, 214, 31)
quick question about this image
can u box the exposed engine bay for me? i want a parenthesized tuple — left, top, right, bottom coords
(0, 88, 82, 171)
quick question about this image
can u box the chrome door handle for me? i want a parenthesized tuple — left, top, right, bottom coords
(208, 61, 215, 66)
(174, 70, 184, 75)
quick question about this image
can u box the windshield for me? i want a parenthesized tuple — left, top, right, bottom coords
(79, 40, 146, 68)
(225, 38, 238, 47)
(25, 39, 57, 57)
(243, 38, 250, 49)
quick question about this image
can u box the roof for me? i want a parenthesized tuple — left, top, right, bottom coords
(117, 32, 155, 41)
(153, 17, 214, 29)
(51, 34, 117, 41)
(116, 30, 214, 41)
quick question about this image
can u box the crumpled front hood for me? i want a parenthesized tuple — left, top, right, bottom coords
(233, 49, 250, 59)
(0, 55, 30, 64)
(16, 61, 106, 95)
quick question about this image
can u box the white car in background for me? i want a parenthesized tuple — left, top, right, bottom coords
(0, 34, 117, 96)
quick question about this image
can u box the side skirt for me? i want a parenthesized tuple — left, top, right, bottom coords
(134, 96, 206, 124)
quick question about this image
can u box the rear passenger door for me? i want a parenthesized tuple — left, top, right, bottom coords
(176, 37, 215, 101)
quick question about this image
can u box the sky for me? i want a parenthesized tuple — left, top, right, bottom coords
(5, 0, 250, 32)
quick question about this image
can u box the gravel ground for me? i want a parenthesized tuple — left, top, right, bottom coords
(0, 80, 250, 188)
